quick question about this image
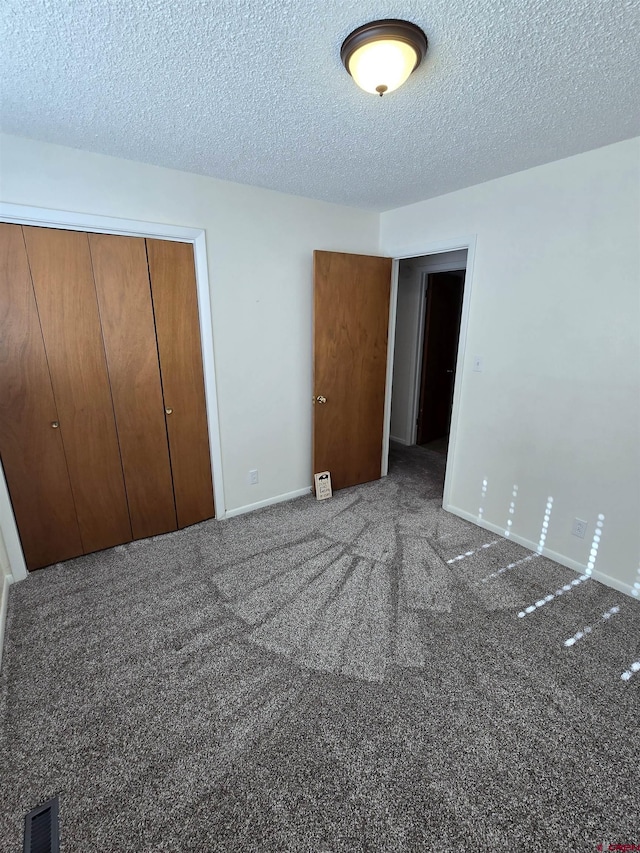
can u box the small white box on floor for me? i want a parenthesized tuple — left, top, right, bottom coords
(314, 471, 333, 500)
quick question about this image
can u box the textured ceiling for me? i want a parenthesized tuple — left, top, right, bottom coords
(1, 0, 639, 211)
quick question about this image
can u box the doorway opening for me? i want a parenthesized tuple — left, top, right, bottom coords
(388, 249, 468, 470)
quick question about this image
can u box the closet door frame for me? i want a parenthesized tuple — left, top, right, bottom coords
(0, 202, 226, 582)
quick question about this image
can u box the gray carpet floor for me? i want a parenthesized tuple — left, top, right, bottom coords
(1, 444, 638, 852)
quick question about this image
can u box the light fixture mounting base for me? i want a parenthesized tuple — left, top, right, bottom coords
(340, 19, 428, 77)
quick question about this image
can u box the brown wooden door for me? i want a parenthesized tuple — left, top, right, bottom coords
(313, 250, 392, 491)
(0, 224, 84, 570)
(23, 226, 132, 554)
(146, 239, 215, 528)
(417, 272, 465, 445)
(89, 233, 178, 540)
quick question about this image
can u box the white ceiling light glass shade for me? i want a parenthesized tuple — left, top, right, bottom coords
(341, 20, 428, 96)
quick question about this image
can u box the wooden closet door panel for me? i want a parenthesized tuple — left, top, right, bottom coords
(146, 239, 215, 528)
(88, 233, 177, 539)
(0, 224, 83, 570)
(22, 226, 132, 554)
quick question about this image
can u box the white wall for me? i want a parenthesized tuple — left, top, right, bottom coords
(0, 134, 379, 535)
(390, 261, 423, 444)
(381, 138, 640, 595)
(0, 530, 10, 582)
(0, 523, 12, 667)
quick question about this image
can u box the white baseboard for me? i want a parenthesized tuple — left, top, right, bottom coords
(444, 503, 635, 600)
(390, 435, 409, 446)
(585, 568, 638, 598)
(0, 572, 13, 671)
(225, 487, 312, 519)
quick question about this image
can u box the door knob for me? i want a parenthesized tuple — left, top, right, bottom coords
(51, 421, 59, 429)
(165, 407, 173, 415)
(315, 395, 327, 404)
(446, 369, 453, 374)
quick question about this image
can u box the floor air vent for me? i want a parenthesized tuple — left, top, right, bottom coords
(24, 796, 59, 853)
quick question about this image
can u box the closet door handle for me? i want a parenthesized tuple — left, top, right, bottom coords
(51, 421, 59, 429)
(165, 407, 173, 415)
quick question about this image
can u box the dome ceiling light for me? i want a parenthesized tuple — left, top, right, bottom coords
(340, 19, 428, 97)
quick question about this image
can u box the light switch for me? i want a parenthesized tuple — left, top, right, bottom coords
(473, 355, 484, 372)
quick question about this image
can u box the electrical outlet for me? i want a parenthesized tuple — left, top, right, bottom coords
(248, 469, 259, 485)
(572, 518, 587, 539)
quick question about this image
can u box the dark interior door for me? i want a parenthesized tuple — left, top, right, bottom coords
(417, 271, 465, 446)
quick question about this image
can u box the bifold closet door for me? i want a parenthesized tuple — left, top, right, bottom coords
(0, 224, 83, 570)
(146, 239, 215, 528)
(88, 233, 178, 540)
(22, 226, 132, 554)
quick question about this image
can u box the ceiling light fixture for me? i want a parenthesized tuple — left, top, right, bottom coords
(341, 19, 428, 97)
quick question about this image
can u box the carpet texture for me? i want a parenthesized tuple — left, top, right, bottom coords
(0, 445, 638, 852)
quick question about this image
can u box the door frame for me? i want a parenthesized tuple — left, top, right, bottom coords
(405, 258, 470, 448)
(382, 236, 477, 510)
(0, 201, 227, 582)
